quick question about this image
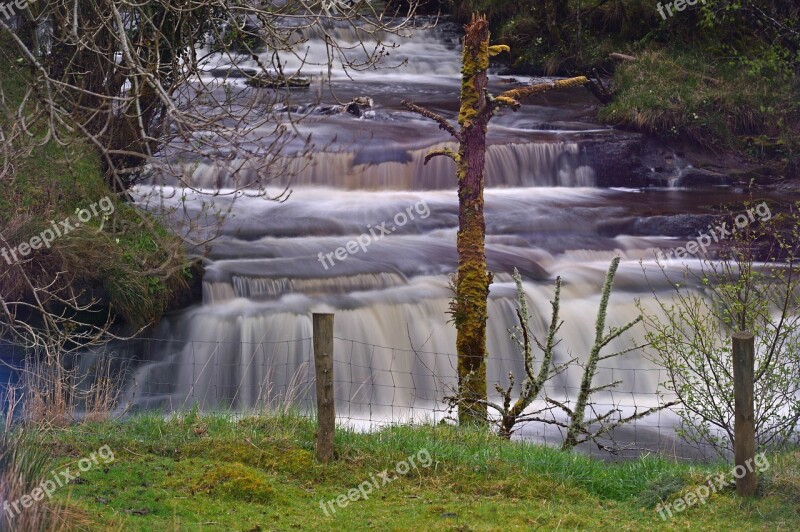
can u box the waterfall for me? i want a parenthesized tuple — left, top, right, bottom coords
(104, 17, 728, 458)
(120, 185, 693, 449)
(123, 270, 666, 413)
(174, 141, 593, 190)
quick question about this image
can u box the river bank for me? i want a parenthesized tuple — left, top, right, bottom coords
(22, 411, 800, 530)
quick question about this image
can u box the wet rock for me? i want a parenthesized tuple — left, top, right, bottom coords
(574, 131, 649, 187)
(353, 146, 412, 165)
(673, 168, 731, 187)
(208, 67, 258, 78)
(598, 213, 720, 238)
(574, 133, 736, 188)
(317, 105, 343, 115)
(345, 97, 374, 117)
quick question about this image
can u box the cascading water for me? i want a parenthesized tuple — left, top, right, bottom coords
(114, 18, 784, 455)
(183, 140, 593, 190)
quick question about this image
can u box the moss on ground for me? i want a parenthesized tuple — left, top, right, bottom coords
(19, 411, 799, 530)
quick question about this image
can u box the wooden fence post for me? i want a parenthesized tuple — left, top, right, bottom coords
(313, 313, 335, 463)
(732, 331, 756, 496)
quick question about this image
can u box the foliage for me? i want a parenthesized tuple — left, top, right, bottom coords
(640, 206, 800, 457)
(489, 268, 566, 439)
(695, 0, 800, 75)
(446, 1, 799, 170)
(488, 259, 675, 451)
(449, 0, 661, 73)
(599, 48, 800, 164)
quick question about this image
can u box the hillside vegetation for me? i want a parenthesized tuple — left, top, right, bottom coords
(20, 412, 800, 530)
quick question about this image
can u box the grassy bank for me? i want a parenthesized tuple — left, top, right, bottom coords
(0, 37, 193, 330)
(447, 1, 800, 179)
(15, 411, 799, 530)
(598, 48, 800, 177)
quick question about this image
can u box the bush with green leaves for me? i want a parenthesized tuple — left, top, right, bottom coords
(640, 205, 800, 457)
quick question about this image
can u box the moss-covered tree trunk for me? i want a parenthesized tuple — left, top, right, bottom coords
(453, 15, 493, 425)
(402, 14, 588, 427)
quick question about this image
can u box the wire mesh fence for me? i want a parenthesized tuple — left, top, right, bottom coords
(0, 332, 721, 459)
(55, 333, 709, 460)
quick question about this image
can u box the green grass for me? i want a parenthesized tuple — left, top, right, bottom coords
(599, 49, 800, 160)
(26, 411, 800, 530)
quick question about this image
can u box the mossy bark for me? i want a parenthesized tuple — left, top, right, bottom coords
(401, 15, 587, 428)
(453, 16, 493, 425)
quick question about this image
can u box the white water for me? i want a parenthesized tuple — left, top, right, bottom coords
(116, 20, 745, 457)
(183, 141, 593, 190)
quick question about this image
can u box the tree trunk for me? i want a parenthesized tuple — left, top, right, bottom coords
(400, 15, 588, 428)
(544, 0, 568, 48)
(454, 15, 493, 425)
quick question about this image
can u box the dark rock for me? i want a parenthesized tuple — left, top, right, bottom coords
(496, 64, 540, 76)
(207, 67, 258, 78)
(674, 168, 732, 187)
(345, 97, 374, 117)
(598, 213, 720, 238)
(573, 133, 738, 188)
(353, 146, 411, 166)
(574, 131, 649, 188)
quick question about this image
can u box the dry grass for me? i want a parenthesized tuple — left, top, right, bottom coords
(0, 390, 61, 531)
(0, 351, 124, 530)
(768, 450, 800, 501)
(21, 351, 124, 428)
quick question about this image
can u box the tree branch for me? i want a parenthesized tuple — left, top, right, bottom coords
(493, 76, 590, 110)
(424, 147, 459, 165)
(400, 100, 461, 140)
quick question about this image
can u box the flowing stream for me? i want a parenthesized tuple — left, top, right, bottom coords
(93, 18, 787, 456)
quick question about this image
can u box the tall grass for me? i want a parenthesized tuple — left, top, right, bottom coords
(0, 391, 62, 531)
(0, 349, 124, 531)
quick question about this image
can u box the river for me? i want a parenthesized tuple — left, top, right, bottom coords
(62, 17, 796, 456)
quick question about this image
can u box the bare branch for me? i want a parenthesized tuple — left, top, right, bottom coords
(401, 100, 461, 140)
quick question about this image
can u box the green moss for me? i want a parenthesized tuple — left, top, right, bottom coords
(32, 411, 800, 530)
(182, 461, 274, 504)
(458, 17, 491, 128)
(184, 439, 268, 468)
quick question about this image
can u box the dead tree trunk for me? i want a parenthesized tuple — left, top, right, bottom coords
(452, 15, 493, 425)
(402, 14, 588, 426)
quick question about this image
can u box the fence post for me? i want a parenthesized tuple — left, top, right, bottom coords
(732, 331, 756, 496)
(313, 313, 335, 463)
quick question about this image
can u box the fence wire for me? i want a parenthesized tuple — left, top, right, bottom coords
(4, 335, 716, 460)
